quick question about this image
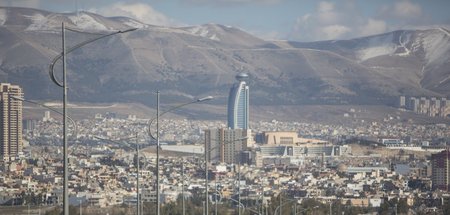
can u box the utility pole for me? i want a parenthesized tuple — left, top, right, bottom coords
(136, 132, 140, 215)
(62, 22, 69, 215)
(156, 91, 160, 215)
(279, 192, 282, 215)
(330, 202, 332, 215)
(182, 160, 185, 215)
(238, 162, 241, 215)
(205, 135, 209, 215)
(215, 174, 218, 215)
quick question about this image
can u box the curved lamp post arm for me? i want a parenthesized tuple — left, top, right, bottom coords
(228, 198, 247, 213)
(214, 190, 223, 203)
(49, 27, 138, 87)
(9, 96, 77, 138)
(148, 96, 213, 140)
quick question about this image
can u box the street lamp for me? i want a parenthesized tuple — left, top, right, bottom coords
(48, 22, 137, 215)
(181, 159, 186, 215)
(213, 188, 222, 215)
(204, 136, 248, 215)
(148, 92, 213, 215)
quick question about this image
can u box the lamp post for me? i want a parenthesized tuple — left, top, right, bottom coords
(237, 161, 241, 215)
(182, 160, 185, 215)
(148, 93, 213, 215)
(49, 23, 137, 215)
(136, 133, 140, 215)
(214, 178, 219, 215)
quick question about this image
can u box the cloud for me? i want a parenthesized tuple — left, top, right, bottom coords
(289, 0, 424, 42)
(289, 1, 356, 41)
(317, 1, 340, 24)
(379, 0, 422, 21)
(376, 0, 429, 30)
(358, 19, 387, 37)
(90, 2, 178, 27)
(0, 0, 40, 8)
(321, 25, 351, 40)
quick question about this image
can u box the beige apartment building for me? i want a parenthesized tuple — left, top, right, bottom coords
(204, 128, 251, 164)
(263, 131, 326, 145)
(0, 83, 23, 161)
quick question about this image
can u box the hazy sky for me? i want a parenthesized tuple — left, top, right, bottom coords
(2, 0, 450, 41)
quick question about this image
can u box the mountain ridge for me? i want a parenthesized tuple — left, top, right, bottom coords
(0, 7, 449, 110)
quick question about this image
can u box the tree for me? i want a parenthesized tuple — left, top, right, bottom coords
(378, 201, 390, 215)
(397, 198, 409, 214)
(443, 201, 450, 215)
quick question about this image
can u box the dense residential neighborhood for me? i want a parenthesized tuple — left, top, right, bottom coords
(1, 113, 450, 214)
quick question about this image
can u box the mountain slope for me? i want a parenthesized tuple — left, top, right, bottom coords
(0, 7, 449, 108)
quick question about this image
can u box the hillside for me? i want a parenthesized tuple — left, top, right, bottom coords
(0, 7, 449, 111)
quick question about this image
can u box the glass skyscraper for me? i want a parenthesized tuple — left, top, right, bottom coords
(227, 73, 249, 129)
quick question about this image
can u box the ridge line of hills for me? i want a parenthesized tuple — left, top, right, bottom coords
(0, 7, 449, 121)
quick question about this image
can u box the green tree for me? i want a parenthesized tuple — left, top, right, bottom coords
(443, 202, 450, 215)
(397, 198, 409, 214)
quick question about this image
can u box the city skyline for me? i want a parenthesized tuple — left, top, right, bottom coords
(0, 1, 449, 214)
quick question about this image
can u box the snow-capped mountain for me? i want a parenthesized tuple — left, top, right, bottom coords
(0, 7, 449, 108)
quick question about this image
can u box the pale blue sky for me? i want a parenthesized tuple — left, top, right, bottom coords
(2, 0, 450, 41)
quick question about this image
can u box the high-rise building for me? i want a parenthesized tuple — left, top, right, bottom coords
(430, 98, 440, 117)
(408, 97, 419, 112)
(0, 83, 23, 161)
(43, 110, 52, 122)
(227, 73, 249, 129)
(204, 128, 250, 164)
(431, 150, 450, 191)
(441, 98, 448, 117)
(399, 96, 406, 108)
